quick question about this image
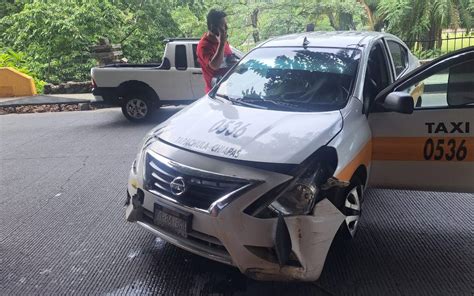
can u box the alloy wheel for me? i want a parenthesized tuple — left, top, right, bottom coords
(344, 185, 363, 238)
(126, 98, 148, 119)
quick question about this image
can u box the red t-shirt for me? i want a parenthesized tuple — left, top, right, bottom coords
(197, 32, 232, 93)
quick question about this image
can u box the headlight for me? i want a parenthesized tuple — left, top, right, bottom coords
(131, 159, 138, 174)
(244, 147, 341, 218)
(139, 127, 163, 150)
(245, 161, 334, 218)
(269, 163, 324, 215)
(131, 127, 164, 173)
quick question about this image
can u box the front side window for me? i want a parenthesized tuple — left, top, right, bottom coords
(400, 59, 474, 108)
(364, 42, 391, 105)
(212, 47, 361, 112)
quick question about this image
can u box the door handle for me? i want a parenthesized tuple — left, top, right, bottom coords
(192, 71, 202, 75)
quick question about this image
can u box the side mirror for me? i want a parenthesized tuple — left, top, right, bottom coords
(382, 92, 414, 114)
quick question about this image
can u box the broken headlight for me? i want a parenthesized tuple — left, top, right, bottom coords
(269, 163, 325, 215)
(245, 148, 347, 218)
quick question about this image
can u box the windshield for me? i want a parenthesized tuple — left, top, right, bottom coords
(212, 47, 361, 112)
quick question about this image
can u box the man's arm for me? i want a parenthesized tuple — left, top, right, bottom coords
(208, 28, 227, 70)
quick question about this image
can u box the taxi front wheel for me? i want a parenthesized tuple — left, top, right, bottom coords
(331, 176, 364, 240)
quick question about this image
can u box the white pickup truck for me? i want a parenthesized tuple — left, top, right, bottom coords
(91, 38, 243, 121)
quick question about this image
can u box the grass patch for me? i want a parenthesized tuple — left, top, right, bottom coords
(440, 32, 474, 53)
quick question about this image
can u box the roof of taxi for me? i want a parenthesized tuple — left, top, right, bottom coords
(258, 31, 393, 48)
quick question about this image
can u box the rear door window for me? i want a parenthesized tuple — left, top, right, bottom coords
(175, 45, 187, 70)
(387, 41, 408, 77)
(192, 44, 201, 68)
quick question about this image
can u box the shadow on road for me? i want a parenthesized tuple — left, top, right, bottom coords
(132, 188, 471, 295)
(132, 236, 330, 296)
(93, 106, 184, 130)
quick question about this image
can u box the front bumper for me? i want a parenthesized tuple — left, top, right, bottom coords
(126, 140, 345, 281)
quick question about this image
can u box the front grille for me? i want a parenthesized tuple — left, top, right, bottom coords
(144, 151, 249, 211)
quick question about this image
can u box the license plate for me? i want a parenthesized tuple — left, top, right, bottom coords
(153, 203, 192, 238)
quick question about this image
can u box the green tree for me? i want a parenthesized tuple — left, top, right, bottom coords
(0, 0, 27, 19)
(377, 0, 473, 50)
(0, 1, 128, 83)
(0, 48, 46, 93)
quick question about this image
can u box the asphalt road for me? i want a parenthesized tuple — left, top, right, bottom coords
(1, 108, 472, 296)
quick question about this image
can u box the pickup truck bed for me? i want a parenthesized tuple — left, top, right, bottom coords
(91, 38, 242, 121)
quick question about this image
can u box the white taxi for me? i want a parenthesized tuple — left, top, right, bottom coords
(125, 31, 474, 281)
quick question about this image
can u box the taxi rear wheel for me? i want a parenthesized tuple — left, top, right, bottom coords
(332, 176, 364, 241)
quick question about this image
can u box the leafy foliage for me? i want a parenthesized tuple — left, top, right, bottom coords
(0, 1, 127, 83)
(0, 48, 46, 93)
(0, 0, 472, 87)
(377, 0, 473, 49)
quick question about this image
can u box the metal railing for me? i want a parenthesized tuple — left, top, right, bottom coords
(406, 33, 474, 57)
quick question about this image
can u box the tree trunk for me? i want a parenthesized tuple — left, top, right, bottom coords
(340, 12, 355, 30)
(426, 22, 442, 50)
(327, 12, 337, 30)
(251, 8, 260, 43)
(357, 0, 374, 30)
(436, 28, 442, 49)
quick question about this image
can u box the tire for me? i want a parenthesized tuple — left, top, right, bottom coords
(331, 176, 364, 240)
(121, 93, 155, 122)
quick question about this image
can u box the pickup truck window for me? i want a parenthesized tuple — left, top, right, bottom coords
(175, 45, 187, 70)
(192, 44, 201, 68)
(213, 47, 361, 112)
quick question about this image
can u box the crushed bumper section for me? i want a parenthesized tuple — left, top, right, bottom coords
(126, 198, 233, 266)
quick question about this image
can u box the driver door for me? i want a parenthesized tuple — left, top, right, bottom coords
(368, 48, 474, 193)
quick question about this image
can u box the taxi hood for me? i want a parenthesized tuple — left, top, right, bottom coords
(157, 97, 342, 164)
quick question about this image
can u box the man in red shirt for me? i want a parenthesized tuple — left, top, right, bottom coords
(197, 9, 233, 93)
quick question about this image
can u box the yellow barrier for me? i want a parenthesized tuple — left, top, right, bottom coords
(0, 67, 37, 97)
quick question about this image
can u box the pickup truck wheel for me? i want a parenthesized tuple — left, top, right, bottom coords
(121, 96, 152, 121)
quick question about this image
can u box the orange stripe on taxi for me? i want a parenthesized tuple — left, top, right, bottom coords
(336, 141, 372, 181)
(372, 137, 474, 161)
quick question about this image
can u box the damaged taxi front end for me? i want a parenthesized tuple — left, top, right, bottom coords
(125, 35, 365, 281)
(125, 100, 351, 281)
(125, 138, 348, 282)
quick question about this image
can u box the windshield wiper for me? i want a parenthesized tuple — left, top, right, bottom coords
(214, 93, 267, 109)
(239, 96, 308, 111)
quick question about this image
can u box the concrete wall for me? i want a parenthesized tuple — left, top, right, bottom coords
(0, 67, 37, 97)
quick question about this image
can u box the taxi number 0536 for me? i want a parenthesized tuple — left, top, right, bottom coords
(423, 138, 468, 161)
(209, 119, 250, 138)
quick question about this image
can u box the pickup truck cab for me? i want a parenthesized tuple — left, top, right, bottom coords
(91, 38, 243, 121)
(125, 32, 474, 281)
